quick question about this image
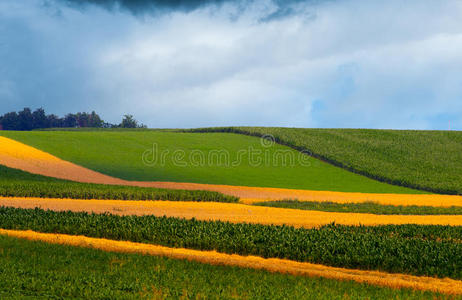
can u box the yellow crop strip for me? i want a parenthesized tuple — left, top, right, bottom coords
(1, 197, 462, 228)
(0, 136, 125, 185)
(0, 229, 461, 295)
(239, 192, 462, 207)
(1, 135, 462, 207)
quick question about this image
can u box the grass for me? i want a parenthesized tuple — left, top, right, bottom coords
(0, 165, 238, 202)
(0, 130, 422, 193)
(255, 200, 462, 215)
(189, 127, 462, 194)
(0, 236, 449, 300)
(1, 206, 460, 279)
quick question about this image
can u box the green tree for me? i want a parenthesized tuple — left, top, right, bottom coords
(32, 108, 49, 129)
(120, 114, 138, 128)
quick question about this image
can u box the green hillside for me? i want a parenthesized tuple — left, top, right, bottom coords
(190, 127, 462, 195)
(0, 130, 420, 193)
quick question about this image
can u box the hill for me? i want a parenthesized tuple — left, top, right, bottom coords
(190, 127, 462, 195)
(0, 130, 419, 193)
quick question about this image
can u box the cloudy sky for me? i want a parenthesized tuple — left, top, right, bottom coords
(1, 0, 461, 129)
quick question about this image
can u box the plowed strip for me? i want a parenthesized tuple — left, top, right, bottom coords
(2, 136, 462, 207)
(0, 229, 460, 295)
(1, 197, 461, 227)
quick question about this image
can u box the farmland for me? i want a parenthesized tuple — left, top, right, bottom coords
(0, 130, 421, 193)
(0, 165, 237, 202)
(0, 235, 450, 299)
(255, 200, 462, 215)
(1, 207, 461, 279)
(190, 127, 462, 194)
(2, 198, 462, 227)
(0, 128, 461, 298)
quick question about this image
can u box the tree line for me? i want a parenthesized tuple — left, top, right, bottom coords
(0, 108, 146, 130)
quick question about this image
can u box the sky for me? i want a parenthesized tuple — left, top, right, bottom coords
(1, 0, 461, 129)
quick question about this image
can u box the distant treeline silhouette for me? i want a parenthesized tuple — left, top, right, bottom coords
(0, 108, 146, 130)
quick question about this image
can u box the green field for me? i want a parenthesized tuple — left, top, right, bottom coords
(2, 207, 460, 279)
(0, 165, 237, 202)
(0, 130, 422, 193)
(0, 235, 447, 300)
(190, 127, 462, 194)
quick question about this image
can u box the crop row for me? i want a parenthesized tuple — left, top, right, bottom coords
(0, 235, 445, 299)
(0, 165, 238, 202)
(255, 200, 462, 215)
(187, 127, 462, 195)
(0, 206, 460, 279)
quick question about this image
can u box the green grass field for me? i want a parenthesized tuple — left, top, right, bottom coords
(0, 130, 422, 193)
(190, 127, 462, 194)
(0, 235, 448, 300)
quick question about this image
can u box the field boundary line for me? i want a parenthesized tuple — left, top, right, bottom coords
(0, 229, 461, 295)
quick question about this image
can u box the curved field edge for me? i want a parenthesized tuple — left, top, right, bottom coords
(0, 165, 238, 203)
(254, 200, 462, 215)
(1, 229, 461, 295)
(3, 236, 445, 299)
(187, 127, 462, 195)
(0, 131, 422, 194)
(2, 198, 462, 228)
(1, 206, 461, 279)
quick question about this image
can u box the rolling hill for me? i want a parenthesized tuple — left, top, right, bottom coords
(0, 130, 421, 194)
(190, 127, 462, 194)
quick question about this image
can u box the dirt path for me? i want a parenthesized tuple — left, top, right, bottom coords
(1, 229, 460, 295)
(1, 136, 462, 207)
(2, 197, 461, 227)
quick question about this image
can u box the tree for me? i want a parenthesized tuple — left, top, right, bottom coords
(88, 111, 103, 128)
(0, 112, 20, 130)
(47, 114, 62, 128)
(32, 108, 49, 129)
(63, 114, 78, 128)
(120, 114, 139, 128)
(0, 108, 146, 130)
(76, 112, 89, 127)
(18, 108, 34, 130)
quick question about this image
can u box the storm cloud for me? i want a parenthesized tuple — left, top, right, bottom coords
(1, 0, 461, 129)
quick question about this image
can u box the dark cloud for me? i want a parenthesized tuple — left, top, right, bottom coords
(58, 0, 227, 14)
(55, 0, 324, 17)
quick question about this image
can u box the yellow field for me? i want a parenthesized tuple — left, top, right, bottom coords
(1, 197, 461, 228)
(0, 136, 125, 185)
(1, 136, 462, 207)
(1, 229, 460, 295)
